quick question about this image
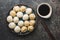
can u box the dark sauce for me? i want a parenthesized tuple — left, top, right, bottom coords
(38, 4, 50, 16)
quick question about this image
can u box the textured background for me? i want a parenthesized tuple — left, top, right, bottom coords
(0, 0, 60, 40)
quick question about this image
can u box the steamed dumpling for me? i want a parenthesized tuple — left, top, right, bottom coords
(23, 14, 29, 20)
(8, 22, 16, 29)
(26, 8, 32, 14)
(18, 20, 24, 27)
(17, 12, 23, 18)
(7, 5, 36, 33)
(19, 6, 26, 12)
(13, 6, 20, 12)
(21, 26, 27, 32)
(10, 10, 16, 17)
(24, 21, 29, 26)
(13, 17, 19, 23)
(7, 16, 13, 22)
(28, 26, 34, 32)
(29, 13, 36, 20)
(14, 26, 21, 33)
(30, 20, 35, 26)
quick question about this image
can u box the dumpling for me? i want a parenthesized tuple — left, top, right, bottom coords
(21, 26, 27, 32)
(26, 8, 32, 14)
(28, 26, 34, 32)
(10, 10, 16, 17)
(18, 20, 24, 27)
(30, 20, 35, 26)
(13, 17, 19, 23)
(7, 16, 13, 22)
(29, 13, 36, 20)
(13, 6, 20, 12)
(8, 22, 16, 29)
(23, 14, 29, 20)
(19, 6, 26, 12)
(24, 21, 29, 26)
(14, 26, 20, 33)
(17, 12, 23, 18)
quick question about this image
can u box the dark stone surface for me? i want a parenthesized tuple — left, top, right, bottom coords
(0, 0, 60, 40)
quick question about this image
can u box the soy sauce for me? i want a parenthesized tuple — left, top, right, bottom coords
(38, 4, 50, 16)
